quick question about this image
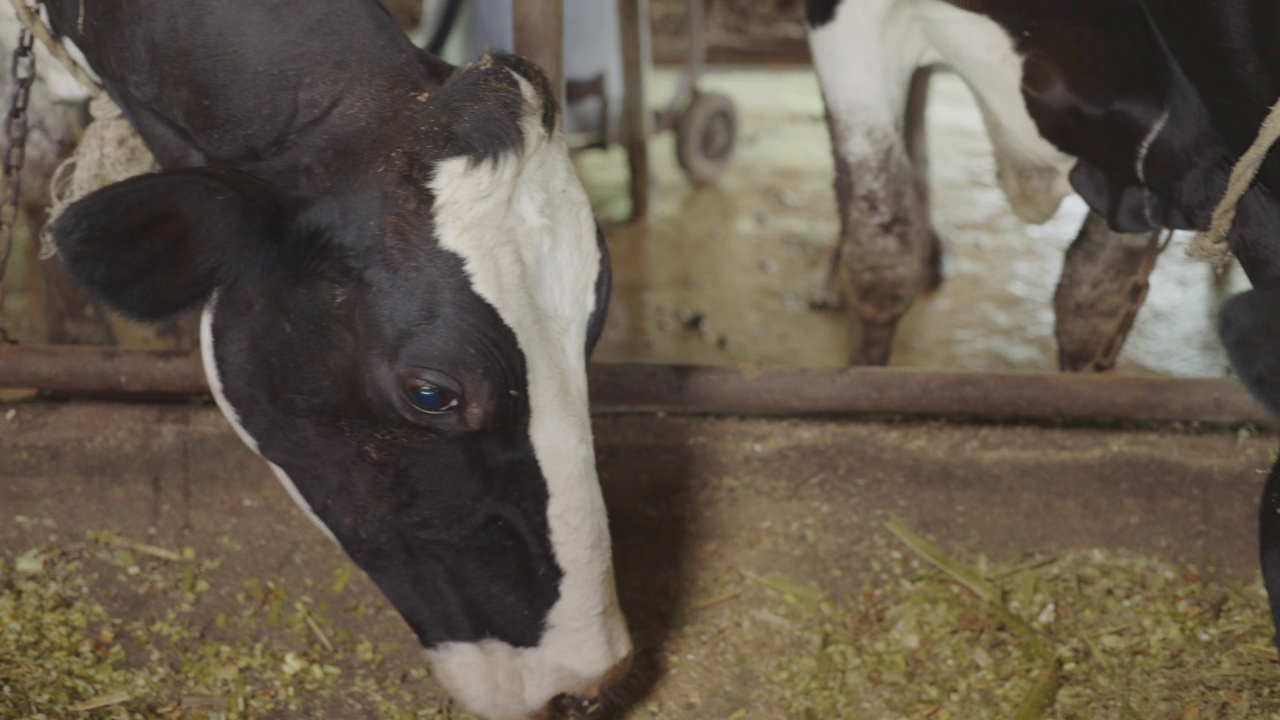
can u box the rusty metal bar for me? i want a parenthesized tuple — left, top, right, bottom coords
(587, 364, 1272, 426)
(0, 344, 205, 395)
(0, 344, 1271, 426)
(513, 0, 564, 108)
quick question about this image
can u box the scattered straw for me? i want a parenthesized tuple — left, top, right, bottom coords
(68, 690, 130, 712)
(0, 539, 475, 720)
(91, 530, 181, 562)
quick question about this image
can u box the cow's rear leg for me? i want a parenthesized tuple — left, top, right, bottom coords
(810, 2, 939, 365)
(1218, 288, 1280, 649)
(1053, 212, 1165, 372)
(825, 141, 938, 365)
(905, 66, 945, 293)
(819, 99, 938, 364)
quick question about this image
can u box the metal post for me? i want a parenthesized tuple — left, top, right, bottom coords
(513, 0, 564, 108)
(618, 0, 651, 222)
(688, 0, 705, 84)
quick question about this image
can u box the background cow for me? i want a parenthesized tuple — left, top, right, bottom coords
(807, 0, 1180, 370)
(40, 1, 630, 717)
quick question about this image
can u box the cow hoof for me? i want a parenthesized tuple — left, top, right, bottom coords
(848, 319, 897, 366)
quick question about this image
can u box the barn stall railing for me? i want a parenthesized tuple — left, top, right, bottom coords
(0, 343, 1269, 427)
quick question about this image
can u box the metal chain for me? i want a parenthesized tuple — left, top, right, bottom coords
(0, 20, 35, 343)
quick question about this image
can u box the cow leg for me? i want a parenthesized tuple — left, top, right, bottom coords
(1261, 459, 1280, 652)
(1218, 288, 1280, 649)
(905, 65, 945, 292)
(1053, 212, 1165, 372)
(810, 2, 937, 365)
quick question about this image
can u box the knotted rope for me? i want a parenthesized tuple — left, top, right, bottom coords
(1187, 97, 1280, 269)
(6, 0, 154, 257)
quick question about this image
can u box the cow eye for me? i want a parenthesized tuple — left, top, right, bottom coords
(402, 377, 460, 414)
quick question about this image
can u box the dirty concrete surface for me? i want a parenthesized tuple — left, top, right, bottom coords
(1, 403, 1273, 717)
(583, 70, 1249, 375)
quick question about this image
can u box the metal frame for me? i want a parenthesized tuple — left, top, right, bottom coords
(0, 344, 1269, 427)
(619, 0, 652, 221)
(513, 0, 564, 106)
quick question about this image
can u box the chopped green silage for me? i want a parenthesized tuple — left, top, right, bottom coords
(4, 523, 1279, 720)
(0, 538, 474, 720)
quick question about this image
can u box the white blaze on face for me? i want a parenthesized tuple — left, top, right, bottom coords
(424, 72, 632, 719)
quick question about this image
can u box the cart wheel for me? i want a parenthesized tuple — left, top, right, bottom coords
(676, 91, 737, 184)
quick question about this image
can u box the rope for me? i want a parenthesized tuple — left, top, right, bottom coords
(1187, 97, 1280, 269)
(40, 94, 153, 257)
(5, 0, 155, 256)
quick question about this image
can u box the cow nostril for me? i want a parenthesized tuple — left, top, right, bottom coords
(546, 652, 636, 719)
(548, 693, 606, 720)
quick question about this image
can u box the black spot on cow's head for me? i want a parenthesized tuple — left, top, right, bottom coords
(806, 0, 843, 28)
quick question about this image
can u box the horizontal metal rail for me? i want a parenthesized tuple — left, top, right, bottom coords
(0, 344, 205, 395)
(0, 343, 1271, 426)
(587, 364, 1271, 426)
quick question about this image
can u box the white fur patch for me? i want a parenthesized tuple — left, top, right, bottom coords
(424, 72, 631, 719)
(912, 1, 1074, 222)
(810, 0, 1074, 223)
(200, 294, 337, 544)
(809, 0, 936, 160)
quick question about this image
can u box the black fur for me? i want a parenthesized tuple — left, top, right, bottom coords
(210, 245, 562, 647)
(587, 226, 611, 356)
(1220, 289, 1280, 419)
(1220, 289, 1280, 648)
(807, 0, 843, 27)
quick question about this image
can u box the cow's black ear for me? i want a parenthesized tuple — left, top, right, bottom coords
(1069, 161, 1154, 234)
(51, 167, 290, 321)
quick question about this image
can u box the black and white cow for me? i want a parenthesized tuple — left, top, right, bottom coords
(807, 0, 1178, 369)
(42, 1, 630, 717)
(812, 0, 1280, 646)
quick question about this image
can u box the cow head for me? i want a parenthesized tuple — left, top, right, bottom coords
(51, 53, 631, 720)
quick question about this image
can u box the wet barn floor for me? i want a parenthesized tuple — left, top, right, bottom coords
(583, 69, 1249, 376)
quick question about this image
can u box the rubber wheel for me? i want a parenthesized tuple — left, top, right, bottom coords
(676, 91, 737, 184)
